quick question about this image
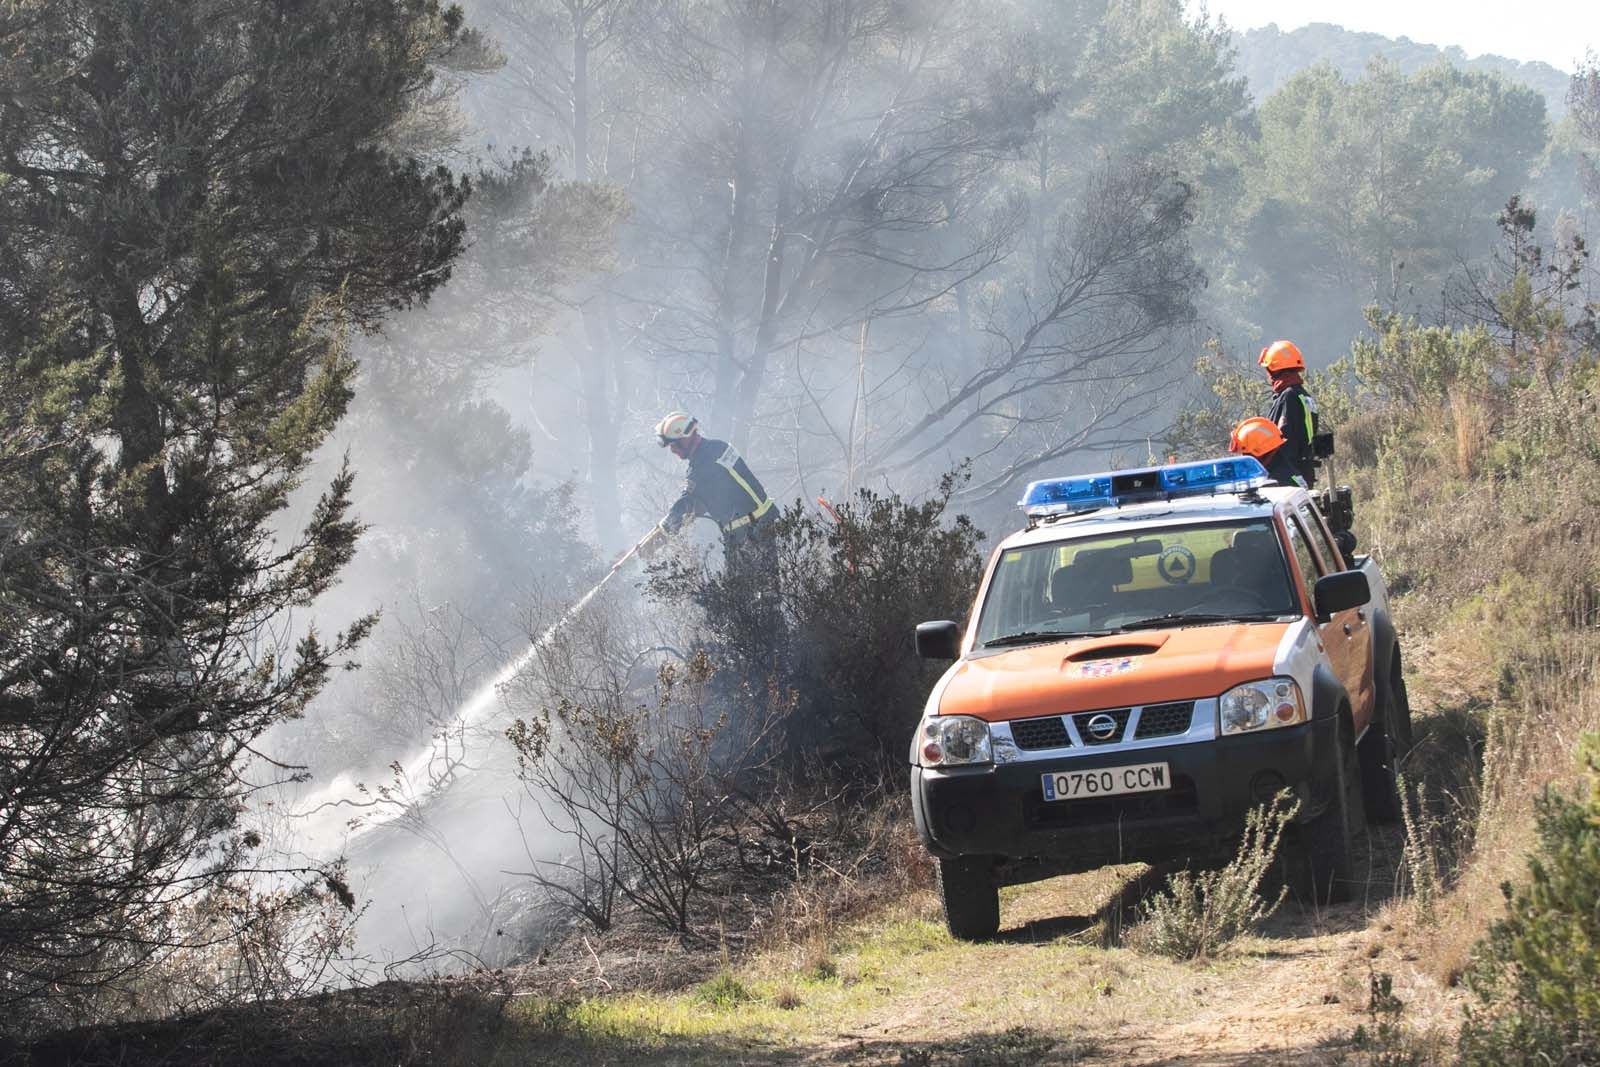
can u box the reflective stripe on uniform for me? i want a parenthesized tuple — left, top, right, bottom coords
(724, 496, 774, 531)
(1274, 390, 1317, 456)
(715, 446, 765, 509)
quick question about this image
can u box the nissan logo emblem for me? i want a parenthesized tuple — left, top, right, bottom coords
(1086, 713, 1118, 740)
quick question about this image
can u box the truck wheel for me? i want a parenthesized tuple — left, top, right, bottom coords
(1291, 714, 1364, 904)
(1361, 659, 1414, 824)
(937, 857, 1000, 941)
(1389, 665, 1415, 754)
(1359, 723, 1402, 823)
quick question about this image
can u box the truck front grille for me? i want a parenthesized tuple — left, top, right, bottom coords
(1010, 715, 1071, 750)
(1134, 701, 1195, 739)
(1072, 707, 1132, 745)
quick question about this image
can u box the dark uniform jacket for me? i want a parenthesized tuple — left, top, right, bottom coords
(664, 438, 773, 535)
(1268, 383, 1319, 488)
(1261, 445, 1307, 488)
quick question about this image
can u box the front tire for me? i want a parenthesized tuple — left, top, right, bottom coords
(1289, 712, 1364, 904)
(937, 857, 1000, 941)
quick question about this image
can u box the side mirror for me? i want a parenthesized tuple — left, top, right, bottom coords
(1313, 570, 1370, 622)
(916, 620, 963, 660)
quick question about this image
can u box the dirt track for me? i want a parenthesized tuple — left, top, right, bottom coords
(509, 821, 1463, 1067)
(794, 832, 1442, 1067)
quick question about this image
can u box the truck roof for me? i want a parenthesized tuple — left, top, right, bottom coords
(997, 484, 1307, 552)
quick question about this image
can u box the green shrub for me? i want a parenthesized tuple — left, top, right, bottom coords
(697, 971, 754, 1008)
(1348, 310, 1497, 409)
(1133, 793, 1297, 960)
(1458, 734, 1600, 1065)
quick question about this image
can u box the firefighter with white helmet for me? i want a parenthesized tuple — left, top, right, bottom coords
(638, 412, 777, 566)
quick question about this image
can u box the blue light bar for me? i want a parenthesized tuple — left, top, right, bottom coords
(1159, 456, 1269, 495)
(1020, 456, 1269, 518)
(1018, 473, 1114, 515)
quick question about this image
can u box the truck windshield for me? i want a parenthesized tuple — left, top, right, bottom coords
(974, 520, 1299, 648)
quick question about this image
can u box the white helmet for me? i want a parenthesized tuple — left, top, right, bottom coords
(654, 411, 698, 446)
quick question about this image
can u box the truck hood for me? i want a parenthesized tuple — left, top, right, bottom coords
(938, 624, 1289, 721)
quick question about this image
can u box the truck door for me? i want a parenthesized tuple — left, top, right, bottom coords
(1297, 502, 1375, 730)
(1284, 511, 1372, 732)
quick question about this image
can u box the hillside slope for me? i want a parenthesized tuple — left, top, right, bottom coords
(22, 847, 1460, 1066)
(22, 278, 1600, 1067)
(1232, 22, 1573, 115)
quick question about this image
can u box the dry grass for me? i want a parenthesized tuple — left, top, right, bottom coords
(1447, 387, 1491, 479)
(1319, 343, 1600, 1044)
(1354, 391, 1600, 989)
(754, 792, 935, 977)
(1400, 648, 1600, 986)
(1341, 966, 1459, 1066)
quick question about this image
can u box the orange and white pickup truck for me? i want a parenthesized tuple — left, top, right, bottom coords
(911, 457, 1411, 939)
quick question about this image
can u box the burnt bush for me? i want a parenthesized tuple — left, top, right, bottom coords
(506, 652, 798, 938)
(504, 474, 980, 943)
(652, 472, 985, 778)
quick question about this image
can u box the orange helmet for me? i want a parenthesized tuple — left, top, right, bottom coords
(1258, 340, 1305, 374)
(1229, 416, 1285, 459)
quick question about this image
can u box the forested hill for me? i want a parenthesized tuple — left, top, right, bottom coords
(1233, 21, 1575, 116)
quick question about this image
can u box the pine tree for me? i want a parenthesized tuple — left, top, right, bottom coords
(0, 0, 474, 1027)
(1460, 736, 1600, 1065)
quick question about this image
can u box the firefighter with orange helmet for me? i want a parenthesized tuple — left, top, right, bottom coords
(1259, 340, 1319, 487)
(638, 412, 777, 567)
(1230, 416, 1307, 488)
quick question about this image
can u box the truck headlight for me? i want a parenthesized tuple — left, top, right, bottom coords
(919, 715, 992, 767)
(1219, 678, 1305, 735)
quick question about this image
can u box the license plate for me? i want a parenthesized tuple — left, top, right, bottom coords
(1041, 762, 1171, 802)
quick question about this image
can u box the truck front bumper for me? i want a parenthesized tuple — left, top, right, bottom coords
(910, 716, 1333, 880)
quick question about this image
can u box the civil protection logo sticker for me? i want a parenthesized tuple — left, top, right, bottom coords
(1157, 545, 1198, 584)
(1079, 657, 1135, 678)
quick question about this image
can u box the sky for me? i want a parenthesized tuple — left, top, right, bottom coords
(1190, 0, 1598, 72)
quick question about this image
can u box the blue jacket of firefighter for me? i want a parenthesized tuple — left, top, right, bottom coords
(663, 436, 775, 537)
